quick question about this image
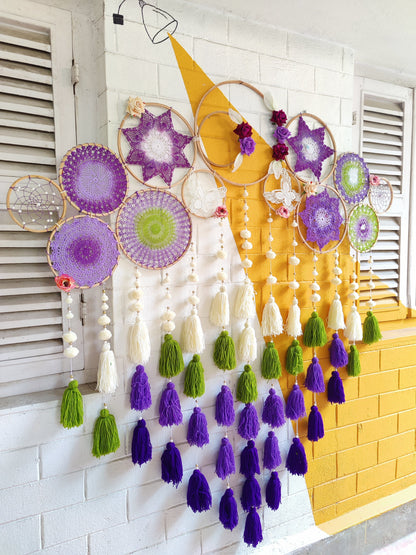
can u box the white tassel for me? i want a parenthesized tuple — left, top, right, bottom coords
(128, 318, 151, 364)
(97, 342, 118, 394)
(234, 279, 255, 319)
(261, 295, 283, 337)
(181, 310, 205, 354)
(238, 321, 257, 362)
(286, 297, 302, 338)
(328, 292, 345, 330)
(210, 285, 230, 327)
(344, 305, 363, 342)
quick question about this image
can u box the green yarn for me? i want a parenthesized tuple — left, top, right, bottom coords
(303, 311, 327, 347)
(92, 408, 120, 458)
(136, 207, 175, 249)
(213, 330, 236, 370)
(286, 339, 304, 375)
(60, 380, 83, 429)
(236, 364, 258, 403)
(159, 334, 184, 378)
(347, 345, 361, 377)
(184, 354, 205, 398)
(261, 341, 282, 380)
(363, 311, 382, 344)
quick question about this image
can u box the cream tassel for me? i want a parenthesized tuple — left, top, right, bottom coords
(128, 317, 151, 365)
(261, 295, 283, 337)
(234, 278, 255, 320)
(344, 305, 363, 342)
(181, 309, 205, 354)
(209, 285, 230, 327)
(328, 292, 345, 330)
(97, 342, 118, 394)
(237, 321, 257, 362)
(286, 297, 302, 338)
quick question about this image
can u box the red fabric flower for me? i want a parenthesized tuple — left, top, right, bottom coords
(272, 143, 289, 161)
(55, 274, 76, 292)
(214, 205, 228, 218)
(270, 110, 287, 126)
(233, 122, 252, 139)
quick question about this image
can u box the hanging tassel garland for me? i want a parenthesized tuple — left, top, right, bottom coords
(303, 311, 327, 347)
(347, 345, 361, 377)
(264, 430, 281, 470)
(286, 437, 308, 476)
(363, 311, 382, 344)
(215, 385, 235, 427)
(328, 293, 345, 330)
(262, 388, 285, 428)
(266, 471, 282, 511)
(161, 441, 183, 487)
(92, 408, 120, 458)
(261, 341, 282, 380)
(237, 322, 257, 362)
(213, 331, 236, 370)
(286, 298, 302, 338)
(241, 475, 262, 511)
(130, 365, 152, 411)
(132, 419, 152, 465)
(261, 296, 283, 337)
(183, 354, 205, 398)
(234, 279, 256, 320)
(216, 437, 235, 479)
(159, 334, 184, 378)
(219, 488, 239, 531)
(60, 380, 83, 429)
(240, 440, 260, 478)
(96, 342, 118, 394)
(285, 384, 306, 420)
(345, 305, 363, 342)
(329, 333, 348, 368)
(236, 364, 258, 404)
(307, 405, 325, 442)
(210, 285, 230, 327)
(238, 403, 260, 440)
(286, 339, 304, 375)
(304, 357, 325, 393)
(244, 507, 263, 548)
(328, 370, 345, 404)
(181, 311, 205, 354)
(159, 382, 183, 427)
(128, 318, 151, 365)
(187, 407, 209, 447)
(187, 468, 212, 513)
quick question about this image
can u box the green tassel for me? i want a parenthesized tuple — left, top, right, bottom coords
(159, 334, 184, 378)
(236, 364, 258, 403)
(347, 345, 361, 377)
(286, 339, 304, 375)
(92, 408, 120, 458)
(261, 341, 282, 380)
(303, 311, 327, 347)
(60, 380, 83, 429)
(184, 354, 205, 398)
(213, 330, 236, 370)
(363, 311, 382, 344)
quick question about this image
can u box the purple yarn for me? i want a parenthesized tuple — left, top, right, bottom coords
(130, 365, 152, 411)
(219, 488, 239, 531)
(159, 382, 183, 427)
(131, 419, 152, 466)
(264, 430, 281, 470)
(266, 471, 282, 511)
(215, 385, 235, 427)
(187, 407, 209, 448)
(240, 440, 260, 478)
(286, 437, 308, 476)
(307, 405, 325, 442)
(161, 441, 183, 487)
(328, 370, 346, 404)
(238, 403, 260, 440)
(285, 384, 306, 420)
(241, 475, 261, 511)
(216, 437, 235, 479)
(262, 388, 285, 428)
(244, 507, 263, 548)
(304, 357, 325, 393)
(330, 333, 348, 368)
(187, 468, 212, 513)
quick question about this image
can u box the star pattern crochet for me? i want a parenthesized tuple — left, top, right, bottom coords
(122, 109, 193, 186)
(287, 116, 334, 180)
(299, 189, 343, 250)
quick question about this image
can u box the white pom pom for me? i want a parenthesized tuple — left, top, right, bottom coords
(244, 215, 249, 223)
(101, 303, 109, 311)
(216, 249, 227, 259)
(310, 282, 320, 291)
(349, 282, 359, 291)
(311, 293, 321, 303)
(333, 267, 342, 276)
(210, 286, 230, 327)
(266, 274, 277, 285)
(289, 256, 300, 266)
(128, 288, 143, 300)
(162, 309, 176, 321)
(63, 331, 77, 344)
(65, 296, 73, 305)
(242, 240, 253, 250)
(286, 298, 302, 338)
(344, 305, 363, 342)
(217, 270, 228, 281)
(241, 258, 253, 269)
(188, 273, 199, 282)
(97, 342, 118, 394)
(261, 296, 283, 337)
(368, 280, 375, 289)
(237, 322, 257, 362)
(331, 277, 342, 286)
(98, 314, 111, 326)
(98, 328, 112, 341)
(101, 293, 109, 302)
(181, 312, 205, 354)
(312, 270, 319, 277)
(234, 280, 256, 319)
(66, 311, 74, 320)
(162, 320, 175, 332)
(367, 299, 376, 308)
(328, 293, 345, 330)
(189, 295, 200, 305)
(348, 292, 359, 301)
(266, 250, 276, 260)
(129, 300, 143, 312)
(240, 229, 251, 239)
(128, 319, 150, 364)
(288, 280, 299, 290)
(64, 345, 79, 358)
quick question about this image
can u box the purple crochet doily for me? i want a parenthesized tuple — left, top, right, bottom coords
(334, 153, 369, 204)
(59, 144, 128, 215)
(299, 189, 343, 250)
(116, 189, 192, 269)
(48, 216, 119, 287)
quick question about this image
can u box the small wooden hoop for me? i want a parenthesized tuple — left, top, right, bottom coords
(118, 102, 196, 190)
(347, 204, 380, 253)
(181, 168, 226, 219)
(7, 175, 67, 233)
(262, 168, 302, 214)
(285, 112, 337, 184)
(368, 177, 393, 214)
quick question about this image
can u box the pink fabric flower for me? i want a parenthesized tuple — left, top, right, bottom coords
(370, 174, 380, 186)
(270, 110, 287, 126)
(215, 205, 228, 218)
(233, 122, 252, 138)
(277, 206, 290, 218)
(55, 274, 76, 292)
(272, 143, 289, 161)
(239, 137, 256, 156)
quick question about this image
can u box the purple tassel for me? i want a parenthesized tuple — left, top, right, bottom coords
(187, 468, 212, 513)
(131, 419, 152, 466)
(240, 439, 260, 478)
(266, 471, 281, 511)
(219, 488, 239, 531)
(215, 384, 235, 427)
(159, 382, 182, 427)
(216, 437, 235, 479)
(187, 406, 209, 447)
(330, 333, 348, 368)
(241, 475, 261, 511)
(161, 441, 183, 487)
(328, 370, 345, 404)
(262, 388, 285, 428)
(286, 437, 308, 476)
(307, 405, 325, 442)
(264, 430, 281, 470)
(130, 364, 152, 411)
(238, 403, 260, 440)
(304, 357, 325, 393)
(244, 507, 263, 548)
(285, 384, 306, 420)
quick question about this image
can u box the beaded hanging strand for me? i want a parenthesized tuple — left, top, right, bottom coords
(261, 209, 283, 338)
(128, 267, 150, 366)
(362, 252, 382, 344)
(345, 251, 362, 376)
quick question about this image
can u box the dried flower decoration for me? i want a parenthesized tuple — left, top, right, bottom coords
(55, 274, 76, 292)
(126, 96, 146, 118)
(214, 205, 228, 218)
(277, 206, 290, 219)
(370, 174, 380, 186)
(304, 181, 318, 197)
